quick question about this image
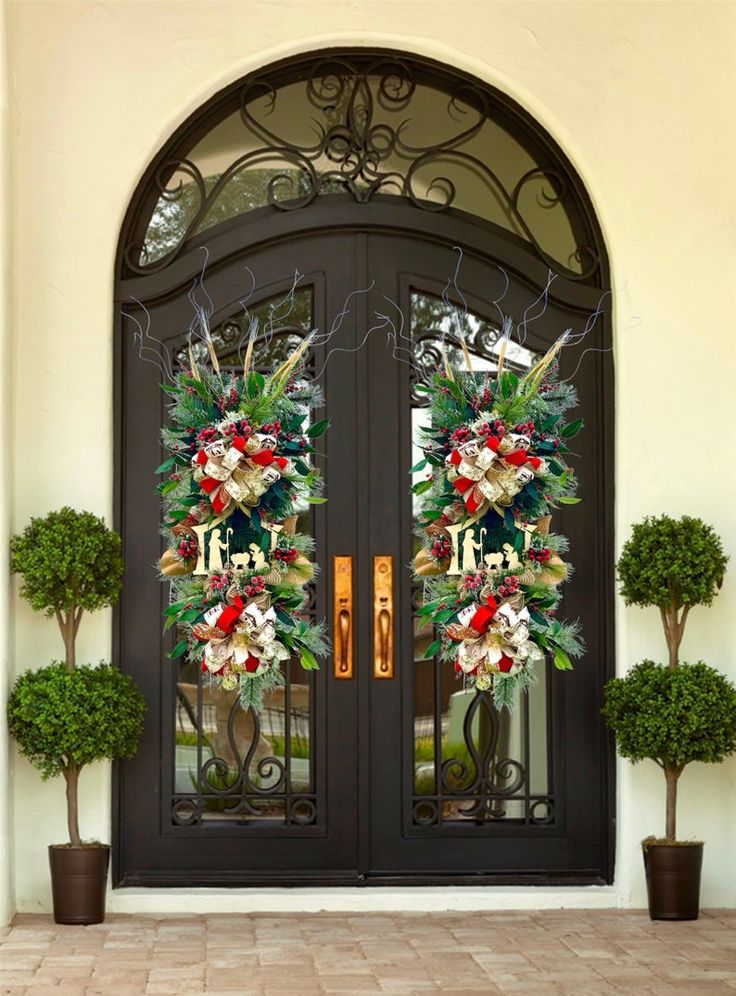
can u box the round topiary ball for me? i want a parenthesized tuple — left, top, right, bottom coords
(617, 515, 727, 610)
(602, 660, 736, 769)
(10, 507, 124, 617)
(7, 663, 146, 780)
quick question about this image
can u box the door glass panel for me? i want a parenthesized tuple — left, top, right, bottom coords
(171, 288, 319, 827)
(409, 291, 553, 827)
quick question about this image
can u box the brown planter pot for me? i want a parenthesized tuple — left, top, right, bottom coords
(48, 844, 110, 925)
(642, 841, 703, 921)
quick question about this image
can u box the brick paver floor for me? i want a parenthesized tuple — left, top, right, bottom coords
(1, 909, 734, 995)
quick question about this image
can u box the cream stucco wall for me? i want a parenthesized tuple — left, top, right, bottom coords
(2, 0, 735, 921)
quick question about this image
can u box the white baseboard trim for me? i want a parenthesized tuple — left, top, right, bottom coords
(105, 885, 629, 915)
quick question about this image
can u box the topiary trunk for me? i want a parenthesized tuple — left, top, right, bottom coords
(665, 764, 679, 842)
(65, 762, 82, 847)
(659, 599, 689, 671)
(57, 605, 84, 845)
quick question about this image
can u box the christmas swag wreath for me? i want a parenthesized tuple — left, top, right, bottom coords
(157, 337, 328, 711)
(412, 337, 585, 710)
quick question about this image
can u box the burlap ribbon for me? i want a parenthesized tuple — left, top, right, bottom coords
(192, 432, 290, 515)
(447, 589, 541, 681)
(193, 590, 289, 678)
(446, 432, 547, 518)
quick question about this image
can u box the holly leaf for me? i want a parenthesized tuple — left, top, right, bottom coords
(155, 457, 176, 474)
(560, 418, 584, 439)
(246, 371, 265, 398)
(410, 458, 428, 474)
(168, 639, 189, 660)
(275, 607, 294, 628)
(299, 647, 320, 671)
(159, 479, 181, 497)
(307, 418, 330, 439)
(558, 496, 582, 505)
(306, 496, 328, 504)
(422, 638, 443, 660)
(164, 599, 192, 616)
(552, 647, 573, 671)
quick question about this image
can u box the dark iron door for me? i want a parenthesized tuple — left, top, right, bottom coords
(115, 209, 613, 886)
(363, 233, 613, 882)
(116, 233, 363, 884)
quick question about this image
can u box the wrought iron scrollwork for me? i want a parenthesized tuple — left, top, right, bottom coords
(410, 327, 538, 405)
(412, 688, 553, 828)
(440, 691, 525, 817)
(172, 687, 316, 828)
(125, 54, 601, 281)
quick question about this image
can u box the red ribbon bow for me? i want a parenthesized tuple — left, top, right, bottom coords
(467, 593, 498, 634)
(213, 595, 244, 635)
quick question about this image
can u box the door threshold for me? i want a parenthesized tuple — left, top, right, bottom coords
(108, 882, 620, 915)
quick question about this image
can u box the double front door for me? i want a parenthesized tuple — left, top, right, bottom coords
(115, 208, 614, 886)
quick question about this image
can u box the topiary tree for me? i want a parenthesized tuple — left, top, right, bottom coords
(617, 515, 727, 670)
(603, 661, 736, 840)
(8, 663, 145, 845)
(609, 515, 731, 842)
(9, 508, 141, 847)
(11, 507, 124, 668)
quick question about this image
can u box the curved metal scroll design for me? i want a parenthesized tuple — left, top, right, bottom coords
(410, 328, 538, 405)
(177, 317, 313, 375)
(124, 54, 600, 280)
(439, 690, 525, 821)
(183, 646, 316, 826)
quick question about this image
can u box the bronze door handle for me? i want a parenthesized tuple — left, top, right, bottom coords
(373, 555, 394, 679)
(333, 555, 353, 679)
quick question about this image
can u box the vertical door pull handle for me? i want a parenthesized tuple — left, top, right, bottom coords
(333, 556, 353, 679)
(373, 555, 394, 679)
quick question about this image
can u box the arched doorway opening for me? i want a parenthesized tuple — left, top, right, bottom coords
(114, 50, 614, 886)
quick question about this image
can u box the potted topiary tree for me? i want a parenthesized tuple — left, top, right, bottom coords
(8, 507, 145, 924)
(603, 514, 736, 920)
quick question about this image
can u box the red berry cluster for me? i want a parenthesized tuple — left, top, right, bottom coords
(450, 426, 472, 445)
(529, 547, 552, 564)
(470, 387, 494, 411)
(430, 537, 452, 561)
(536, 431, 561, 450)
(260, 420, 282, 437)
(497, 575, 520, 598)
(284, 432, 307, 451)
(243, 575, 266, 598)
(177, 537, 198, 561)
(209, 573, 230, 592)
(274, 546, 298, 565)
(463, 572, 485, 592)
(513, 420, 535, 436)
(197, 426, 217, 444)
(216, 388, 241, 413)
(474, 418, 506, 444)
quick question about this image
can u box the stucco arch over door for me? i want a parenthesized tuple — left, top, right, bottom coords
(114, 50, 614, 887)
